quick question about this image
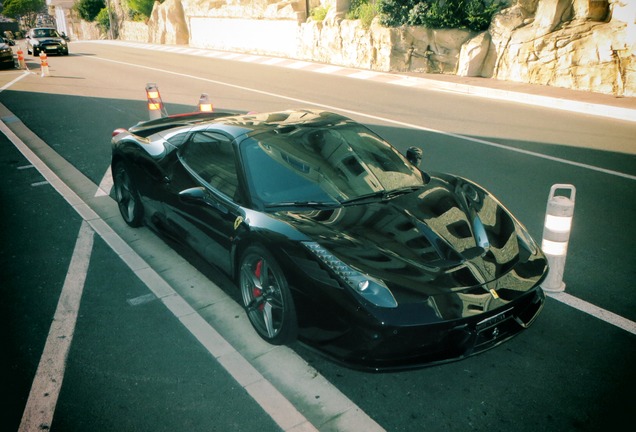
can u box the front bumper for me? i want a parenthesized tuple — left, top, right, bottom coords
(34, 42, 68, 55)
(305, 287, 545, 372)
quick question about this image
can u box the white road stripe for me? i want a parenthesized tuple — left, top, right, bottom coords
(547, 292, 636, 335)
(95, 166, 113, 197)
(315, 65, 343, 74)
(390, 78, 420, 87)
(0, 71, 32, 92)
(261, 57, 286, 65)
(83, 55, 636, 181)
(285, 61, 312, 69)
(18, 221, 95, 432)
(348, 71, 381, 80)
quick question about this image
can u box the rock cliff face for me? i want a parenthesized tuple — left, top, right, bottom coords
(117, 0, 635, 96)
(470, 0, 636, 96)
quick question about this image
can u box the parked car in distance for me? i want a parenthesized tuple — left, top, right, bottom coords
(0, 41, 14, 69)
(26, 27, 68, 56)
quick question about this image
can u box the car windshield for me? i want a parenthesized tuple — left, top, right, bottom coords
(33, 29, 59, 38)
(240, 121, 425, 208)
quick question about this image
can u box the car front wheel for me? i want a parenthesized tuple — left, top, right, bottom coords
(239, 245, 297, 345)
(113, 163, 144, 227)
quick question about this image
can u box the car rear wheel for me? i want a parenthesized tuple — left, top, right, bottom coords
(239, 245, 297, 345)
(113, 163, 144, 227)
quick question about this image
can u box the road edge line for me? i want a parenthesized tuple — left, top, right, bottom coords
(546, 292, 636, 335)
(18, 221, 94, 432)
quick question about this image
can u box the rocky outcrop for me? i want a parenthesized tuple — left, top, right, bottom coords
(459, 0, 636, 96)
(148, 0, 189, 45)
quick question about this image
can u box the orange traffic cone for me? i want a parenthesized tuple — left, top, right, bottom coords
(39, 52, 50, 77)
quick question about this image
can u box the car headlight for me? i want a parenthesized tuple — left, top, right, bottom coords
(303, 242, 398, 308)
(60, 39, 67, 45)
(32, 40, 39, 46)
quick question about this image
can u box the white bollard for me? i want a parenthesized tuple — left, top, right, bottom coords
(39, 52, 50, 77)
(541, 184, 576, 292)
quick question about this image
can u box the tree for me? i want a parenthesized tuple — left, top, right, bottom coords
(2, 0, 46, 28)
(128, 0, 159, 19)
(74, 0, 106, 22)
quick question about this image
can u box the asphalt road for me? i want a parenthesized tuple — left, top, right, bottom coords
(1, 41, 635, 432)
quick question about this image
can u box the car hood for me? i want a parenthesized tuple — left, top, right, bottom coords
(277, 173, 547, 306)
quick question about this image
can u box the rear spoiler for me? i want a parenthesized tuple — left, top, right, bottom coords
(129, 111, 238, 137)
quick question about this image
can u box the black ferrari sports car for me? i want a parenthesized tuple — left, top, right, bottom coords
(111, 108, 548, 371)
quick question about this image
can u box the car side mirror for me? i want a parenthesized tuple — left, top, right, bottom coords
(179, 186, 207, 204)
(406, 146, 423, 167)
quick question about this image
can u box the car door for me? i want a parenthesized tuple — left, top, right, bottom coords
(162, 130, 244, 275)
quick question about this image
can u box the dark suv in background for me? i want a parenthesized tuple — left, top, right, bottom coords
(26, 28, 69, 56)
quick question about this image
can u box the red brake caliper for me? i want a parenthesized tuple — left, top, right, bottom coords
(253, 259, 265, 311)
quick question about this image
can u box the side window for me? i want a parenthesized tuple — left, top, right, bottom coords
(180, 131, 239, 199)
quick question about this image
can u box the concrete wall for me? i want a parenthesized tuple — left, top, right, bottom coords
(189, 18, 300, 56)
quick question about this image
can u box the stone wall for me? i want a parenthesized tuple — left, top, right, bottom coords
(108, 0, 635, 96)
(119, 21, 149, 43)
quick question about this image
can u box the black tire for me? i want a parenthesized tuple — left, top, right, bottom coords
(113, 163, 144, 227)
(239, 245, 297, 345)
(32, 48, 38, 57)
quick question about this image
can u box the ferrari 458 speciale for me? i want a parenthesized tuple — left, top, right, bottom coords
(111, 108, 547, 370)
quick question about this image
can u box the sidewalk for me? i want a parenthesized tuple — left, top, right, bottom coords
(399, 70, 636, 123)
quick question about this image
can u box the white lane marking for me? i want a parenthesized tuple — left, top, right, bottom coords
(286, 61, 313, 69)
(547, 292, 636, 335)
(95, 166, 113, 197)
(83, 55, 636, 181)
(0, 71, 32, 92)
(348, 71, 382, 80)
(127, 293, 157, 306)
(0, 120, 325, 432)
(261, 57, 286, 65)
(30, 180, 49, 187)
(316, 65, 343, 74)
(239, 55, 262, 63)
(18, 164, 34, 169)
(18, 221, 95, 432)
(390, 78, 420, 87)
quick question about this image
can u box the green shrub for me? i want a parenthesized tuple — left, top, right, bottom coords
(378, 0, 419, 27)
(127, 0, 158, 19)
(310, 5, 330, 21)
(96, 7, 110, 30)
(379, 0, 504, 31)
(74, 0, 105, 22)
(347, 1, 378, 29)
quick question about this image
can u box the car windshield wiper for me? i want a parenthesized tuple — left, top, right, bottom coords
(265, 201, 341, 210)
(383, 185, 426, 199)
(341, 185, 425, 206)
